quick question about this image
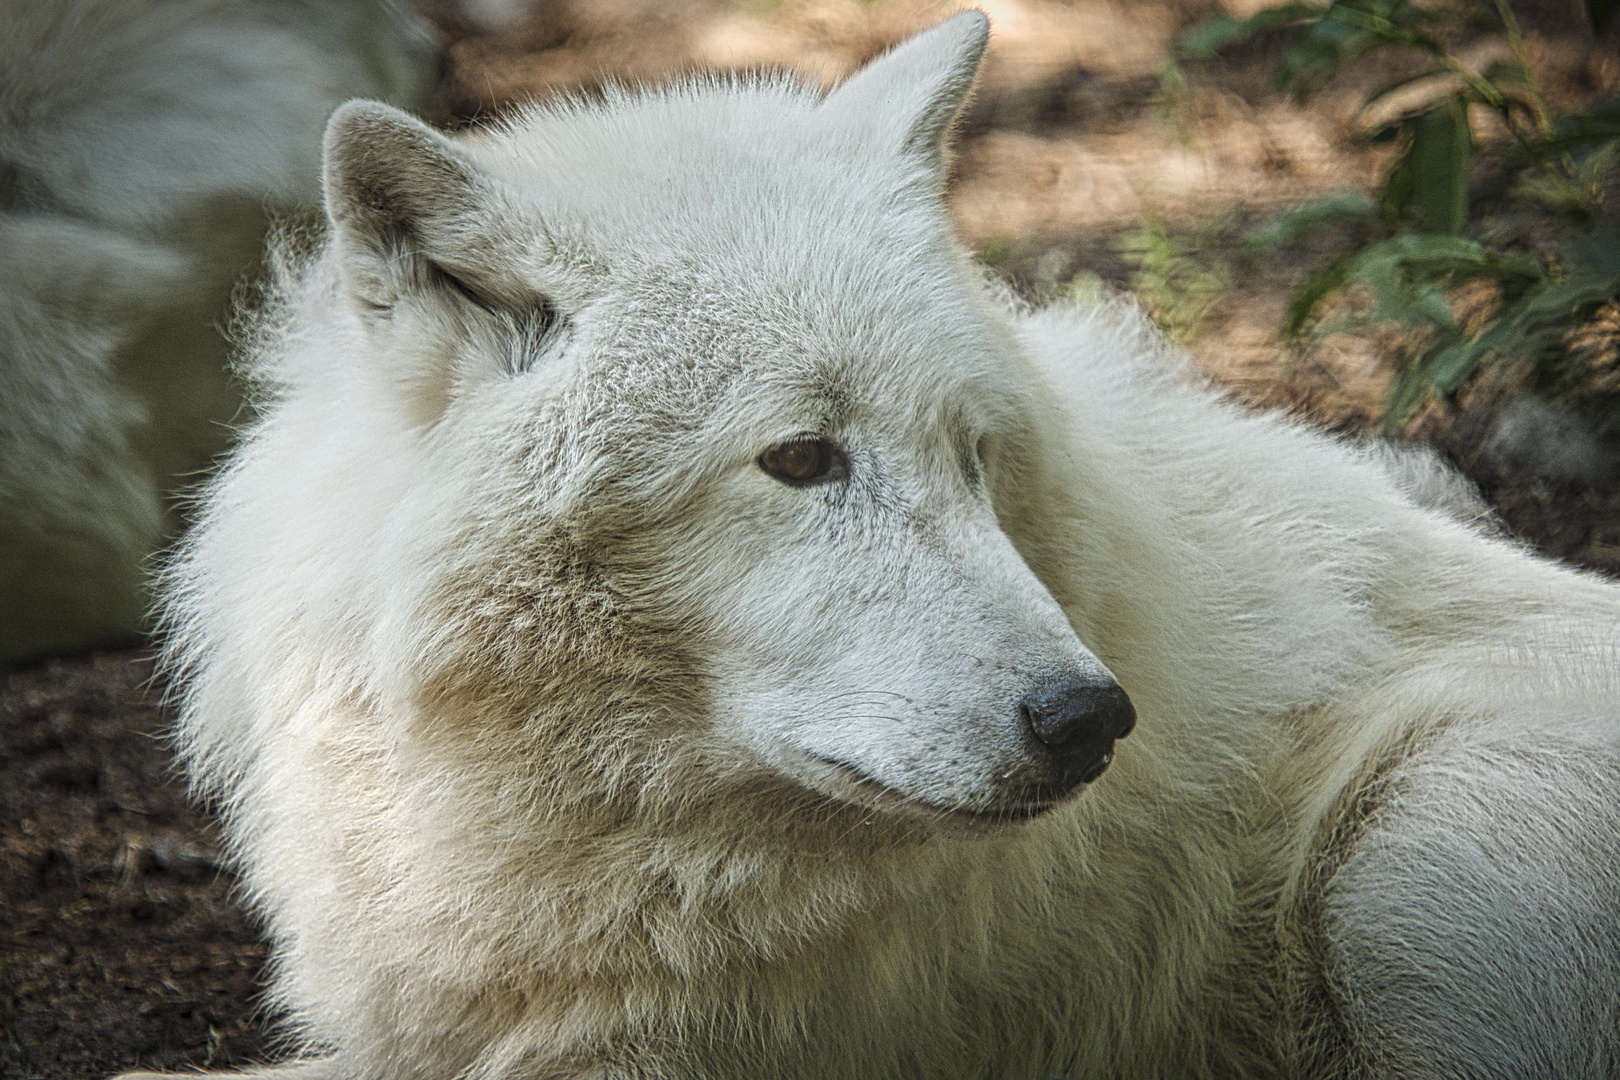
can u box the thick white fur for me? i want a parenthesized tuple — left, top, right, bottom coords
(149, 12, 1620, 1080)
(0, 0, 435, 665)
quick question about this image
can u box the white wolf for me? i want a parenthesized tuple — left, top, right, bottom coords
(136, 12, 1620, 1080)
(0, 0, 436, 665)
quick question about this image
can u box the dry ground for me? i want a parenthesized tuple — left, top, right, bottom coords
(3, 1, 1617, 1077)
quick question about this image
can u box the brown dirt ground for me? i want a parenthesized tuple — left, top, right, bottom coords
(4, 2, 1617, 1077)
(1, 656, 268, 1078)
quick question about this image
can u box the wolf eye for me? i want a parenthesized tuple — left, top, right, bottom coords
(758, 438, 849, 486)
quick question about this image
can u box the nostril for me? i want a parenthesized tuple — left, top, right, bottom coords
(1022, 696, 1061, 748)
(1018, 699, 1040, 738)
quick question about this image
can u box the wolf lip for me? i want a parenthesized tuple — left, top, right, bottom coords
(806, 754, 1076, 824)
(1075, 751, 1113, 785)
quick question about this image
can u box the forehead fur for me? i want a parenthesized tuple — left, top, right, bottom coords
(449, 80, 1021, 469)
(468, 79, 947, 265)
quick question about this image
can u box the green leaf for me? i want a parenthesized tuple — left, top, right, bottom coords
(1408, 280, 1457, 326)
(1563, 223, 1620, 277)
(1177, 4, 1330, 60)
(1380, 136, 1419, 220)
(1271, 0, 1447, 97)
(1181, 2, 1447, 99)
(1510, 101, 1620, 164)
(1364, 0, 1437, 27)
(1513, 267, 1620, 326)
(1177, 15, 1257, 59)
(1509, 170, 1598, 216)
(978, 240, 1011, 267)
(1118, 219, 1228, 342)
(1380, 231, 1489, 266)
(1376, 226, 1620, 430)
(1425, 336, 1491, 394)
(1433, 304, 1537, 386)
(1283, 233, 1498, 337)
(1241, 193, 1377, 255)
(1275, 14, 1378, 96)
(1482, 59, 1533, 87)
(1383, 337, 1456, 432)
(1350, 233, 1490, 281)
(1382, 316, 1480, 431)
(1284, 253, 1356, 336)
(1410, 96, 1471, 234)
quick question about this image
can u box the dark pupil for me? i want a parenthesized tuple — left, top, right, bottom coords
(761, 438, 838, 484)
(777, 441, 822, 479)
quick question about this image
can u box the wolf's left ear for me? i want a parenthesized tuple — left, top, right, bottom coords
(818, 10, 989, 175)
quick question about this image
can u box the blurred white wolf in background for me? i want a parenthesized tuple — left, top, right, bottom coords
(136, 11, 1620, 1080)
(0, 0, 436, 665)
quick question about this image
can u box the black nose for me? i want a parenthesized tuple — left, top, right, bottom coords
(1020, 675, 1136, 785)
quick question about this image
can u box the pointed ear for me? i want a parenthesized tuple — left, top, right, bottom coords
(818, 10, 989, 173)
(322, 101, 520, 319)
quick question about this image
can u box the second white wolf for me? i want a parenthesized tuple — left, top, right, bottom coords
(0, 0, 436, 665)
(139, 11, 1620, 1080)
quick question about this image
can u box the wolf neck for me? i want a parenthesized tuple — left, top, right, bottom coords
(1006, 306, 1398, 742)
(1007, 303, 1620, 808)
(396, 729, 1028, 998)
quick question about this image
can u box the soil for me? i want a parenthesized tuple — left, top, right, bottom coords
(1, 656, 268, 1078)
(4, 2, 1617, 1077)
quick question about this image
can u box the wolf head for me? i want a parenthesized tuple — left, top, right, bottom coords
(305, 11, 1133, 832)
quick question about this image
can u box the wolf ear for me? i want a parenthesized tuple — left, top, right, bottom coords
(818, 10, 989, 174)
(322, 101, 518, 319)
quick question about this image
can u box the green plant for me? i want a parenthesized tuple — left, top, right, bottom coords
(1179, 0, 1620, 434)
(976, 238, 1014, 269)
(1118, 217, 1229, 342)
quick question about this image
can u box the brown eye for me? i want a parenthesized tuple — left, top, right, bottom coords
(758, 437, 849, 486)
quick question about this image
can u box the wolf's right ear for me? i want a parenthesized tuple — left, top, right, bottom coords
(818, 10, 989, 177)
(322, 101, 510, 319)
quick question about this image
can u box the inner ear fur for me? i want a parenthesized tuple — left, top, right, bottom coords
(322, 101, 514, 315)
(818, 10, 989, 174)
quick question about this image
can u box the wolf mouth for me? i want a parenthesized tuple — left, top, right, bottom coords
(805, 754, 1071, 827)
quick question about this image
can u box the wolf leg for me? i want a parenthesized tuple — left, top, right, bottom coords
(1321, 718, 1620, 1078)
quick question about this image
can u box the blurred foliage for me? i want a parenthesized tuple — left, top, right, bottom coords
(1179, 0, 1620, 434)
(977, 239, 1013, 268)
(1118, 218, 1229, 342)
